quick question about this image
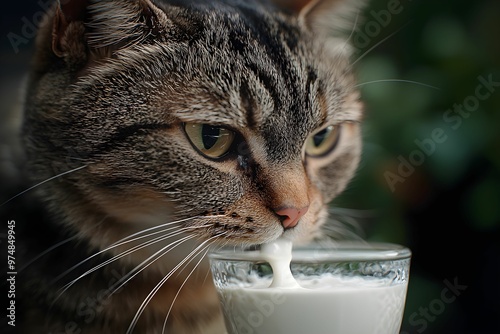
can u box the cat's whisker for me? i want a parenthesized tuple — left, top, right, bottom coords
(331, 214, 364, 235)
(110, 216, 200, 246)
(110, 213, 225, 247)
(106, 232, 206, 298)
(127, 235, 222, 334)
(328, 206, 377, 218)
(53, 225, 184, 285)
(52, 217, 201, 285)
(351, 22, 412, 67)
(328, 206, 376, 235)
(162, 243, 216, 334)
(355, 79, 441, 90)
(17, 234, 79, 273)
(19, 217, 107, 272)
(201, 265, 213, 287)
(343, 215, 366, 235)
(0, 165, 88, 207)
(322, 215, 366, 241)
(337, 9, 361, 56)
(53, 225, 205, 302)
(323, 225, 365, 241)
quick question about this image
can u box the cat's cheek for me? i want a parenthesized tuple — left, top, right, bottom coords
(318, 153, 360, 202)
(85, 185, 177, 227)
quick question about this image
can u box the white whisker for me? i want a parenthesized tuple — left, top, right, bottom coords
(53, 226, 179, 285)
(328, 207, 377, 218)
(201, 265, 213, 287)
(110, 216, 200, 246)
(338, 9, 360, 55)
(19, 217, 106, 272)
(127, 235, 222, 334)
(106, 233, 199, 297)
(1, 165, 88, 206)
(351, 22, 412, 67)
(323, 225, 365, 241)
(18, 234, 79, 272)
(355, 79, 440, 90)
(346, 11, 360, 46)
(52, 217, 201, 284)
(53, 226, 202, 302)
(162, 243, 214, 334)
(322, 205, 371, 241)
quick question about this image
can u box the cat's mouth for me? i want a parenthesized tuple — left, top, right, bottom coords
(194, 211, 283, 243)
(191, 202, 324, 246)
(210, 221, 256, 236)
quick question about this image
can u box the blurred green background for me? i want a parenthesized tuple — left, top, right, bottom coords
(1, 0, 499, 333)
(332, 0, 500, 333)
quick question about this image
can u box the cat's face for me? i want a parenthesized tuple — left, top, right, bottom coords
(25, 0, 363, 250)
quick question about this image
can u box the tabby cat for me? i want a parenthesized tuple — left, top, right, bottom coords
(12, 0, 365, 332)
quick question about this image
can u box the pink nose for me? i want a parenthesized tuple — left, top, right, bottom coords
(275, 206, 309, 229)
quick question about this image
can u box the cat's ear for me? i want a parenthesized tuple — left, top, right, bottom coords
(52, 0, 171, 61)
(274, 0, 366, 38)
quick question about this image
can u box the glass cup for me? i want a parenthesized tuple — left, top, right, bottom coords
(209, 241, 411, 334)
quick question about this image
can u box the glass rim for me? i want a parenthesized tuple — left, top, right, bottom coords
(209, 241, 411, 262)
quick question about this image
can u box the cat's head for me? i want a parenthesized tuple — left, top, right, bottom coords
(24, 0, 364, 249)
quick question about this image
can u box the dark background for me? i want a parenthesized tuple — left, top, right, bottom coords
(334, 0, 500, 333)
(1, 1, 499, 333)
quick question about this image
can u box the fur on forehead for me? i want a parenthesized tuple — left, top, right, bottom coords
(52, 0, 366, 62)
(75, 2, 362, 102)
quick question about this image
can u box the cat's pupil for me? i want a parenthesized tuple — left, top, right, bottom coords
(202, 125, 222, 150)
(313, 129, 329, 147)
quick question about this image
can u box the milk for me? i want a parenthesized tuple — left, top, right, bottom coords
(260, 239, 300, 288)
(216, 239, 409, 334)
(219, 277, 408, 334)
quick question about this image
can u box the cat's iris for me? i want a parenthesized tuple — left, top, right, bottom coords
(305, 125, 341, 157)
(184, 123, 236, 159)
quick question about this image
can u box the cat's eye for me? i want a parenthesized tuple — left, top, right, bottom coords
(305, 125, 341, 157)
(184, 123, 236, 159)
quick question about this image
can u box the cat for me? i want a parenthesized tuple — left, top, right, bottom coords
(9, 0, 365, 332)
